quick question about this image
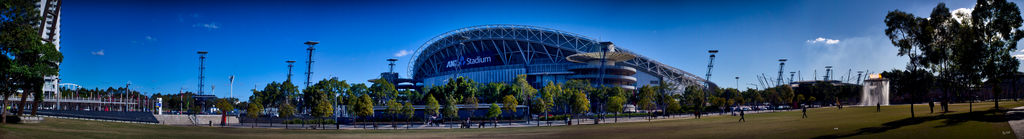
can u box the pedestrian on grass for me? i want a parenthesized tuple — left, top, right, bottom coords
(802, 106, 808, 118)
(876, 103, 881, 112)
(738, 109, 746, 122)
(929, 101, 935, 113)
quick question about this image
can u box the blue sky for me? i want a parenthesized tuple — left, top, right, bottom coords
(59, 0, 1024, 101)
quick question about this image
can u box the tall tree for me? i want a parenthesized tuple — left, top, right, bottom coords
(424, 94, 440, 123)
(571, 91, 590, 123)
(385, 99, 401, 129)
(278, 102, 295, 128)
(972, 0, 1024, 109)
(502, 95, 518, 125)
(442, 97, 459, 128)
(246, 102, 263, 128)
(607, 96, 626, 123)
(214, 99, 234, 126)
(512, 74, 536, 122)
(2, 0, 62, 117)
(883, 69, 934, 117)
(356, 94, 374, 129)
(487, 103, 501, 128)
(401, 102, 414, 129)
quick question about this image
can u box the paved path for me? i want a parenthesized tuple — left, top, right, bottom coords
(1007, 106, 1024, 139)
(195, 110, 784, 130)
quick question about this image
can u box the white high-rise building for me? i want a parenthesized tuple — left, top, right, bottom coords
(37, 0, 62, 101)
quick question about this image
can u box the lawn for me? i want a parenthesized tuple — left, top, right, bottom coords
(1, 101, 1022, 139)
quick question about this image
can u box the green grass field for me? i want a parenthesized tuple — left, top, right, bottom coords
(2, 101, 1022, 139)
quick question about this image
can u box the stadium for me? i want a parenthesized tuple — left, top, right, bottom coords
(407, 25, 716, 94)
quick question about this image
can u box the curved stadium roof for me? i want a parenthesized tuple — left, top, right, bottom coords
(408, 24, 715, 90)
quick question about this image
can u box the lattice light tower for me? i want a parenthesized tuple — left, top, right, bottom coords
(286, 60, 296, 81)
(777, 58, 787, 86)
(197, 51, 208, 95)
(824, 66, 833, 81)
(304, 41, 319, 87)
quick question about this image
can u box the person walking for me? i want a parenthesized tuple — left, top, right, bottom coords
(802, 106, 808, 118)
(929, 100, 935, 113)
(876, 103, 881, 112)
(738, 109, 746, 122)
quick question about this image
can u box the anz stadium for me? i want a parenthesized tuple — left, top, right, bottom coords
(407, 25, 715, 94)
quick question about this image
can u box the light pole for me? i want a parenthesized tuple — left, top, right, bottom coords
(229, 75, 235, 99)
(789, 72, 796, 83)
(777, 59, 787, 86)
(304, 41, 319, 88)
(197, 51, 208, 95)
(824, 66, 833, 81)
(286, 60, 296, 81)
(735, 77, 739, 89)
(702, 50, 718, 119)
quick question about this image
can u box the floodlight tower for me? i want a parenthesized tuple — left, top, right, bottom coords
(387, 58, 398, 73)
(735, 77, 740, 89)
(197, 51, 208, 95)
(856, 71, 865, 85)
(702, 50, 718, 119)
(304, 41, 319, 88)
(777, 59, 787, 86)
(789, 72, 796, 83)
(824, 66, 833, 81)
(705, 50, 718, 88)
(286, 60, 296, 81)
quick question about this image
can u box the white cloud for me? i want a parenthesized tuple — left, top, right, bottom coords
(802, 35, 907, 76)
(394, 50, 411, 57)
(806, 37, 840, 45)
(1014, 54, 1024, 60)
(145, 36, 156, 41)
(193, 23, 220, 30)
(90, 50, 105, 56)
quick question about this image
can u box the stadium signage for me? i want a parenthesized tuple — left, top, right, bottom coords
(443, 52, 499, 71)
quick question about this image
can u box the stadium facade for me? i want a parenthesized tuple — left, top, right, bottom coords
(407, 25, 715, 94)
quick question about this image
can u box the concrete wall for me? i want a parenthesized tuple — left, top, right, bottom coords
(154, 115, 238, 125)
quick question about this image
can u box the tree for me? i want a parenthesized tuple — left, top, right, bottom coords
(571, 91, 590, 124)
(214, 99, 234, 126)
(666, 97, 682, 117)
(356, 94, 374, 129)
(607, 96, 626, 123)
(370, 79, 397, 104)
(2, 0, 62, 117)
(278, 103, 295, 129)
(883, 1, 1023, 112)
(385, 99, 401, 129)
(883, 69, 934, 117)
(246, 102, 263, 128)
(424, 94, 440, 124)
(972, 0, 1024, 109)
(464, 95, 479, 119)
(540, 81, 561, 120)
(487, 103, 501, 128)
(401, 102, 414, 129)
(512, 74, 536, 122)
(442, 97, 459, 128)
(684, 86, 704, 118)
(502, 95, 518, 125)
(638, 85, 658, 120)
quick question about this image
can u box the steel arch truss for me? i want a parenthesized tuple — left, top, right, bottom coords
(409, 24, 712, 89)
